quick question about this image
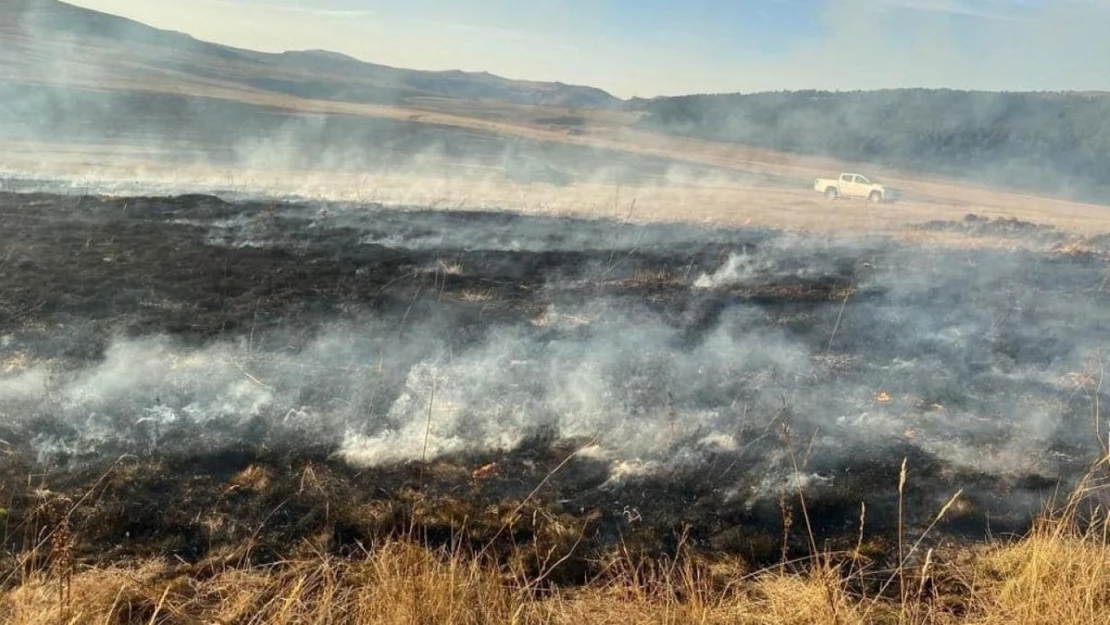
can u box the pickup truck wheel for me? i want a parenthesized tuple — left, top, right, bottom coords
(824, 188, 838, 200)
(868, 191, 882, 203)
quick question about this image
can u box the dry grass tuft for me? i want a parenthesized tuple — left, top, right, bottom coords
(965, 472, 1110, 625)
(976, 528, 1110, 624)
(227, 465, 272, 493)
(455, 287, 497, 302)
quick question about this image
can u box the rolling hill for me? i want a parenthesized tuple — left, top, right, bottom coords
(0, 0, 665, 185)
(0, 0, 619, 109)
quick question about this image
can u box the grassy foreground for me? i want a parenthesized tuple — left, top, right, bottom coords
(2, 467, 1109, 625)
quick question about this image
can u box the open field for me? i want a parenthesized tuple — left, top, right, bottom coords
(6, 144, 1110, 240)
(6, 4, 1110, 622)
(6, 55, 1110, 625)
(2, 190, 1110, 622)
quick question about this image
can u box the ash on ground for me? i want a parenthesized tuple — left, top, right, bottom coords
(1, 191, 1108, 572)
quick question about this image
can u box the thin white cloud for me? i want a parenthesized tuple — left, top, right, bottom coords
(166, 0, 375, 20)
(274, 8, 375, 19)
(444, 23, 531, 41)
(872, 0, 1028, 20)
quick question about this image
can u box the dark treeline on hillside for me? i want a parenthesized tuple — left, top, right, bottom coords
(636, 89, 1110, 203)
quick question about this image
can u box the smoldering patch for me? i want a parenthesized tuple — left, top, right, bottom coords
(2, 191, 1109, 560)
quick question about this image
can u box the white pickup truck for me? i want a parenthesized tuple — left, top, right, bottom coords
(814, 173, 900, 203)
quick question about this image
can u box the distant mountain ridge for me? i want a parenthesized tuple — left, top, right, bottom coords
(0, 0, 620, 109)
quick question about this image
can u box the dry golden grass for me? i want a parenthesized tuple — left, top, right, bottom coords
(0, 546, 863, 625)
(963, 486, 1110, 625)
(3, 468, 1110, 625)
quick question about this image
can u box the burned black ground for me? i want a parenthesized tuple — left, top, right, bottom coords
(1, 191, 1109, 586)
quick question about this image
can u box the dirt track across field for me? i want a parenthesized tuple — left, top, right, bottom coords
(5, 150, 1110, 241)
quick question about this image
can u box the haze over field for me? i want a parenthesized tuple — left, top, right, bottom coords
(3, 0, 1110, 219)
(3, 3, 1110, 624)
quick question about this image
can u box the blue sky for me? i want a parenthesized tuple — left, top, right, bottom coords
(67, 0, 1110, 97)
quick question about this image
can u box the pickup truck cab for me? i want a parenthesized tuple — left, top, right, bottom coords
(814, 173, 900, 203)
